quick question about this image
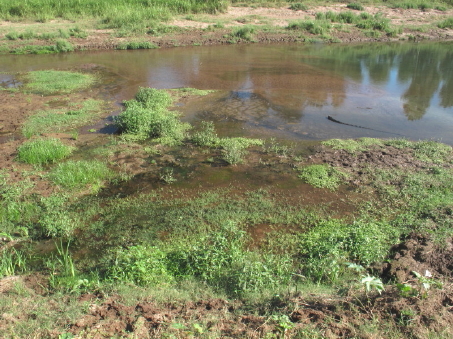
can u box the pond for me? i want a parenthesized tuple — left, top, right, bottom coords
(1, 41, 453, 144)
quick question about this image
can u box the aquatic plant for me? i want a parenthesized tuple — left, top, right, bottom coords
(298, 164, 347, 190)
(23, 70, 95, 95)
(17, 138, 74, 165)
(49, 160, 114, 189)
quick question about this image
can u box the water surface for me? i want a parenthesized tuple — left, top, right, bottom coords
(1, 41, 452, 144)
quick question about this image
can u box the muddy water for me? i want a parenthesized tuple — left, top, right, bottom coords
(1, 41, 453, 144)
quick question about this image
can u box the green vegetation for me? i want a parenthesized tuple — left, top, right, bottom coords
(115, 87, 190, 143)
(16, 138, 74, 165)
(289, 3, 308, 11)
(49, 160, 114, 189)
(116, 40, 158, 50)
(298, 164, 347, 190)
(230, 25, 256, 41)
(23, 70, 95, 95)
(347, 3, 365, 11)
(23, 99, 103, 138)
(438, 17, 453, 28)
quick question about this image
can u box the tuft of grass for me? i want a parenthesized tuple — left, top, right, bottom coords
(22, 99, 102, 138)
(115, 87, 190, 144)
(298, 164, 348, 190)
(289, 3, 308, 11)
(23, 70, 95, 95)
(49, 160, 114, 189)
(347, 3, 364, 11)
(438, 17, 453, 29)
(116, 41, 158, 50)
(287, 20, 331, 35)
(322, 138, 383, 154)
(231, 25, 255, 41)
(16, 138, 74, 165)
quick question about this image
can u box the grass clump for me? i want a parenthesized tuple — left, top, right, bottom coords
(347, 3, 364, 11)
(49, 160, 114, 189)
(231, 25, 256, 41)
(23, 70, 95, 95)
(191, 121, 263, 164)
(289, 3, 308, 11)
(438, 17, 453, 29)
(298, 164, 347, 190)
(287, 20, 331, 35)
(17, 138, 74, 165)
(299, 218, 400, 283)
(412, 140, 452, 163)
(116, 41, 158, 50)
(23, 99, 102, 138)
(115, 87, 190, 144)
(322, 138, 383, 154)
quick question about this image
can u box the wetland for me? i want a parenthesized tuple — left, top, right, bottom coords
(1, 2, 453, 338)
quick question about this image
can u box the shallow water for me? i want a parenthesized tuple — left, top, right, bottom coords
(1, 41, 452, 144)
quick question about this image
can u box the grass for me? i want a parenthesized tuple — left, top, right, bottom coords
(16, 138, 74, 165)
(116, 40, 158, 50)
(49, 160, 114, 189)
(438, 17, 453, 29)
(298, 164, 348, 190)
(115, 87, 190, 143)
(22, 99, 103, 138)
(23, 70, 95, 95)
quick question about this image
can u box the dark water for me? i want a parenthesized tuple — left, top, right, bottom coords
(1, 41, 452, 144)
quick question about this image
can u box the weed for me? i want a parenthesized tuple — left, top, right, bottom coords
(289, 3, 308, 11)
(438, 17, 453, 29)
(0, 247, 27, 278)
(298, 164, 347, 190)
(117, 41, 158, 50)
(49, 160, 114, 189)
(16, 138, 74, 165)
(288, 20, 331, 35)
(54, 39, 74, 52)
(5, 31, 19, 40)
(23, 70, 95, 95)
(347, 3, 364, 11)
(231, 25, 255, 41)
(322, 138, 383, 154)
(115, 87, 190, 144)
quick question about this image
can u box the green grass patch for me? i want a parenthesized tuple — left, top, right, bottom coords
(115, 87, 190, 144)
(22, 99, 103, 138)
(322, 138, 383, 154)
(347, 3, 364, 11)
(438, 17, 453, 28)
(298, 164, 348, 190)
(49, 160, 114, 189)
(231, 25, 256, 41)
(116, 41, 158, 50)
(16, 138, 74, 165)
(289, 3, 308, 11)
(23, 70, 95, 95)
(287, 20, 331, 35)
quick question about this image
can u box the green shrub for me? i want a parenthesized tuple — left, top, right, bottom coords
(49, 160, 114, 189)
(287, 20, 330, 35)
(38, 194, 79, 238)
(231, 25, 255, 41)
(17, 138, 74, 165)
(347, 3, 364, 11)
(24, 70, 95, 95)
(5, 31, 19, 40)
(54, 39, 74, 52)
(191, 121, 218, 147)
(298, 164, 347, 190)
(116, 87, 190, 143)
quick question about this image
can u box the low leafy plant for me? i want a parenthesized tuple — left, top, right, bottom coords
(49, 160, 114, 189)
(17, 138, 74, 165)
(231, 25, 255, 41)
(0, 247, 27, 278)
(298, 164, 347, 190)
(117, 41, 158, 50)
